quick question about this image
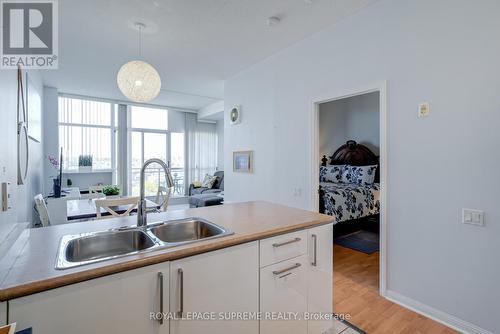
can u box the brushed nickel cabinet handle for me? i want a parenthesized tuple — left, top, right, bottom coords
(272, 237, 301, 248)
(279, 272, 293, 279)
(311, 234, 318, 267)
(177, 268, 184, 318)
(272, 263, 301, 276)
(158, 272, 164, 325)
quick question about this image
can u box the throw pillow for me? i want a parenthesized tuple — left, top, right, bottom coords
(192, 181, 203, 188)
(319, 165, 344, 183)
(202, 174, 218, 188)
(341, 165, 378, 185)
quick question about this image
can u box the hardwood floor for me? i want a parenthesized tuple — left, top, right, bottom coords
(333, 245, 458, 334)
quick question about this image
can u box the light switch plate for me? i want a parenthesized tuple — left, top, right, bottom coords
(462, 208, 484, 226)
(418, 103, 430, 118)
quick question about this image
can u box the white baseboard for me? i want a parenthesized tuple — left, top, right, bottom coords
(385, 290, 493, 334)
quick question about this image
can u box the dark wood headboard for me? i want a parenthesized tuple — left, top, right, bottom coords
(322, 140, 379, 167)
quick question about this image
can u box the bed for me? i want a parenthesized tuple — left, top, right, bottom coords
(319, 140, 380, 224)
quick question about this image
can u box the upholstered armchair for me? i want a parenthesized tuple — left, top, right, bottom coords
(188, 171, 224, 196)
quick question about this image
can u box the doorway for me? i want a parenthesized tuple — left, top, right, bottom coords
(310, 82, 387, 328)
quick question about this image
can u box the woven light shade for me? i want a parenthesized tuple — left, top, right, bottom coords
(117, 60, 161, 102)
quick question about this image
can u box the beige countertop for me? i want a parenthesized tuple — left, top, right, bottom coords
(0, 201, 333, 301)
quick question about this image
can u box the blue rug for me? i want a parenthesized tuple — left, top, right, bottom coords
(334, 230, 379, 254)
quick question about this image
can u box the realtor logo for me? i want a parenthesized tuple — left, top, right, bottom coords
(1, 0, 58, 69)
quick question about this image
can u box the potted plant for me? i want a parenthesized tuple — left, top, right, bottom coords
(102, 185, 120, 198)
(78, 155, 93, 172)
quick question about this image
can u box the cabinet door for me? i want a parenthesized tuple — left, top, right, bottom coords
(170, 242, 259, 334)
(9, 263, 170, 334)
(308, 223, 333, 334)
(260, 254, 309, 334)
(0, 301, 6, 326)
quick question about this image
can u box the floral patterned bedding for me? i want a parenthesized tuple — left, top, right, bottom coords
(321, 182, 380, 222)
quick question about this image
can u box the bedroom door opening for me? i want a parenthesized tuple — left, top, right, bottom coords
(310, 82, 387, 329)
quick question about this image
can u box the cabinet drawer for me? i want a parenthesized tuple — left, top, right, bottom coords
(260, 230, 307, 267)
(260, 254, 308, 334)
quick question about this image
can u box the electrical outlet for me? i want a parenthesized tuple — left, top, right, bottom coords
(462, 208, 484, 226)
(418, 103, 430, 118)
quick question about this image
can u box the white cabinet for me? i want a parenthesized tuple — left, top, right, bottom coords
(169, 242, 259, 334)
(8, 263, 169, 334)
(6, 223, 333, 334)
(307, 223, 333, 334)
(259, 223, 333, 334)
(0, 301, 6, 326)
(260, 255, 309, 334)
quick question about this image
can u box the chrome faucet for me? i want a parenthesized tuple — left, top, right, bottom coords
(137, 158, 174, 228)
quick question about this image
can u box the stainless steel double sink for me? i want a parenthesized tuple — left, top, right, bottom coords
(56, 218, 232, 269)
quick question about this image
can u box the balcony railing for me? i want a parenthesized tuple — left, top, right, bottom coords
(131, 167, 185, 197)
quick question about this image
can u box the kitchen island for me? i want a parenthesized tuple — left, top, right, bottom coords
(0, 201, 334, 334)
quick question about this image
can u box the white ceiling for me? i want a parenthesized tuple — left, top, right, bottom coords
(43, 0, 379, 110)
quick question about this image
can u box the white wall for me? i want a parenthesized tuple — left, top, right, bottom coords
(224, 0, 500, 332)
(216, 120, 224, 170)
(24, 72, 45, 224)
(0, 69, 44, 245)
(319, 92, 380, 158)
(61, 172, 113, 191)
(198, 100, 224, 120)
(168, 109, 187, 133)
(43, 87, 59, 194)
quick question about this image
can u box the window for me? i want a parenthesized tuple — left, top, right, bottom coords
(185, 113, 218, 186)
(130, 106, 168, 130)
(58, 98, 191, 198)
(128, 106, 185, 197)
(58, 97, 115, 170)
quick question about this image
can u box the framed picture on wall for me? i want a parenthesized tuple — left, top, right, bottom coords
(233, 150, 253, 173)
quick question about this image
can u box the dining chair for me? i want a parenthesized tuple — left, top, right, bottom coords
(155, 186, 172, 212)
(34, 194, 51, 227)
(94, 197, 140, 220)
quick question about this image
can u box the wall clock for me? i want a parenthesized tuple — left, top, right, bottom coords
(230, 105, 241, 125)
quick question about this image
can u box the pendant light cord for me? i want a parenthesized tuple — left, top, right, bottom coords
(138, 24, 143, 59)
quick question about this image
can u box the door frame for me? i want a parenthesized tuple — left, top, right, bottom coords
(309, 81, 388, 296)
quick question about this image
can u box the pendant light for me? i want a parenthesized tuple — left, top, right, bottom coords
(117, 22, 161, 102)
